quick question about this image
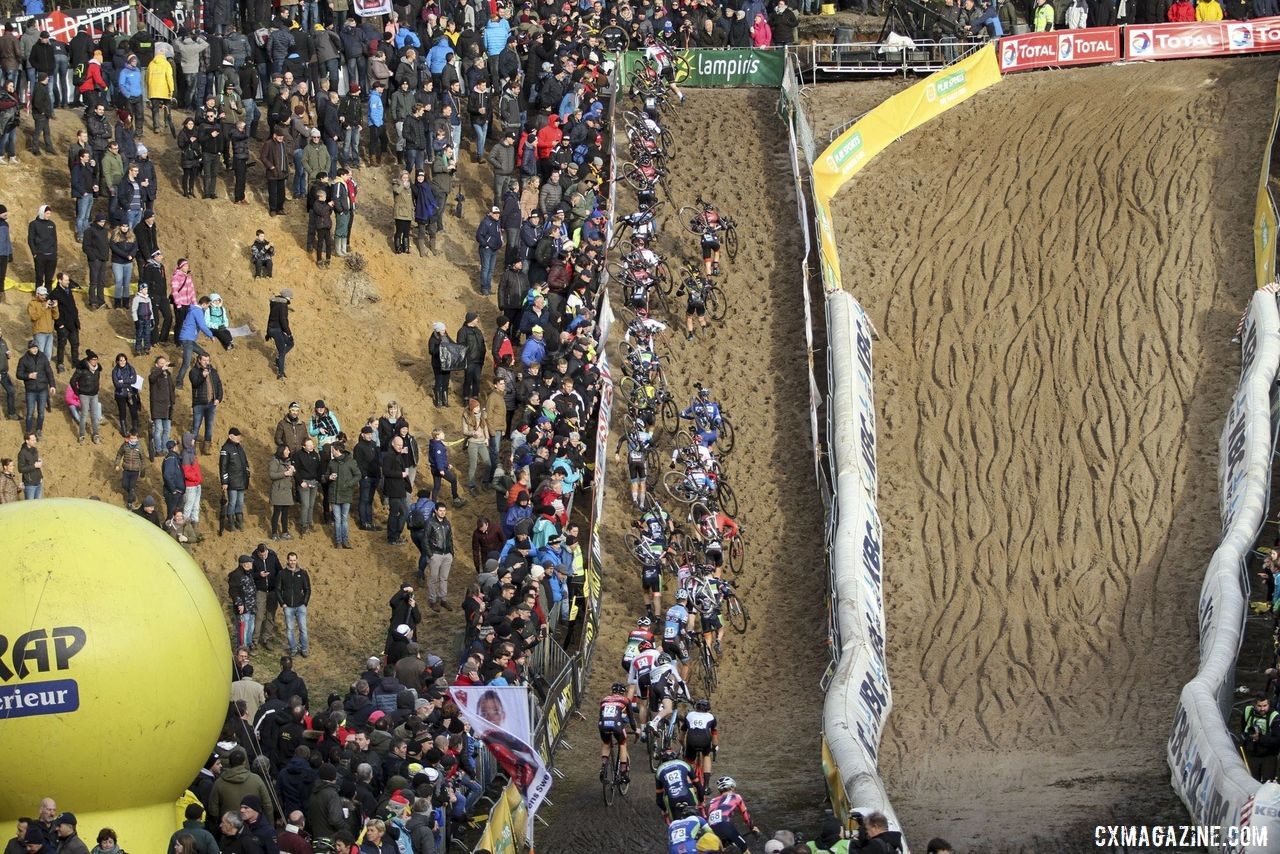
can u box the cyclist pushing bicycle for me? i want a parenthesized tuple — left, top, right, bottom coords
(666, 802, 713, 852)
(649, 650, 691, 734)
(681, 697, 719, 782)
(599, 683, 637, 785)
(628, 638, 661, 731)
(705, 777, 760, 853)
(694, 503, 740, 573)
(616, 415, 655, 507)
(656, 751, 702, 824)
(690, 567, 726, 656)
(660, 588, 695, 680)
(699, 205, 725, 277)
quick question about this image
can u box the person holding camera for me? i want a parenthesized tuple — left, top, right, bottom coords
(1244, 694, 1280, 782)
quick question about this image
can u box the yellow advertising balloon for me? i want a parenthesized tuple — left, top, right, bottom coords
(0, 499, 230, 850)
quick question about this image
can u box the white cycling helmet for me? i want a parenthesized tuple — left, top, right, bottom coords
(717, 776, 736, 792)
(676, 589, 689, 601)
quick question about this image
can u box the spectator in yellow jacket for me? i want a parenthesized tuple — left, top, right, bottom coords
(1195, 0, 1224, 19)
(146, 53, 177, 136)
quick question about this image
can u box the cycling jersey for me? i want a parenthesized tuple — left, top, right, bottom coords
(664, 603, 690, 640)
(646, 43, 673, 70)
(642, 510, 669, 543)
(650, 660, 687, 700)
(706, 792, 753, 847)
(657, 757, 698, 804)
(599, 693, 631, 728)
(626, 430, 653, 462)
(622, 628, 654, 671)
(683, 275, 707, 307)
(681, 710, 716, 750)
(629, 647, 661, 690)
(667, 815, 710, 854)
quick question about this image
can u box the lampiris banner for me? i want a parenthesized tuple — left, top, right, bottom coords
(616, 48, 785, 88)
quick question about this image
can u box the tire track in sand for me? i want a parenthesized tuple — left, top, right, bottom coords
(830, 58, 1277, 850)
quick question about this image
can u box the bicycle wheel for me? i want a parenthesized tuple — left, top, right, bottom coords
(644, 447, 661, 489)
(724, 223, 739, 261)
(727, 595, 749, 634)
(630, 57, 652, 81)
(701, 645, 717, 694)
(677, 205, 703, 235)
(648, 726, 662, 771)
(655, 259, 674, 296)
(623, 532, 645, 564)
(706, 286, 727, 323)
(618, 752, 631, 796)
(674, 428, 695, 448)
(718, 414, 736, 455)
(622, 165, 648, 192)
(659, 396, 679, 435)
(664, 469, 697, 504)
(619, 374, 640, 400)
(650, 278, 671, 319)
(716, 480, 739, 518)
(727, 536, 745, 576)
(608, 221, 632, 250)
(661, 127, 675, 152)
(672, 53, 692, 83)
(600, 24, 629, 53)
(603, 741, 618, 806)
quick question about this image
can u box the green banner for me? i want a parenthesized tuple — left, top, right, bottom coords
(617, 48, 785, 89)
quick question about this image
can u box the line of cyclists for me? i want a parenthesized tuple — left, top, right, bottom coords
(596, 71, 760, 854)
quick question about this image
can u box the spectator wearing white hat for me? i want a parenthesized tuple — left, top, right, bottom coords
(475, 203, 503, 296)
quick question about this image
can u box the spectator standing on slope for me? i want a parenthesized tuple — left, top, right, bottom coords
(220, 427, 250, 533)
(267, 288, 294, 381)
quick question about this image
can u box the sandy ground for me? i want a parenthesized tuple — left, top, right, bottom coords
(537, 89, 828, 851)
(0, 106, 512, 699)
(801, 77, 913, 142)
(828, 57, 1279, 850)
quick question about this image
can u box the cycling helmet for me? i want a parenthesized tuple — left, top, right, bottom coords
(678, 803, 700, 818)
(698, 386, 712, 400)
(639, 639, 654, 651)
(637, 616, 652, 627)
(656, 653, 672, 665)
(692, 433, 705, 444)
(694, 698, 711, 712)
(611, 683, 627, 694)
(676, 588, 689, 601)
(716, 776, 737, 792)
(659, 749, 678, 762)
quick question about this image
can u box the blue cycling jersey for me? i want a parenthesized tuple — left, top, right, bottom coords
(664, 603, 689, 640)
(667, 815, 709, 854)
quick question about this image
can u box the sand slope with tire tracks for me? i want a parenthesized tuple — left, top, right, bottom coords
(538, 89, 828, 851)
(829, 58, 1278, 850)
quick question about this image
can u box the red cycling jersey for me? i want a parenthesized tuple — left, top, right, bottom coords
(599, 693, 631, 727)
(705, 792, 753, 829)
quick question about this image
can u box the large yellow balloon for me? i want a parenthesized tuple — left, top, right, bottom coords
(0, 499, 230, 850)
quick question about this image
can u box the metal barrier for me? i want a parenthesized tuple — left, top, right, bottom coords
(793, 39, 988, 78)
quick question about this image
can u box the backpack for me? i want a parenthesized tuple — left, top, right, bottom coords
(72, 62, 87, 87)
(407, 504, 428, 530)
(534, 234, 556, 266)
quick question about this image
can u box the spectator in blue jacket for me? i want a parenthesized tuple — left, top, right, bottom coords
(428, 426, 462, 505)
(520, 325, 545, 368)
(161, 439, 184, 516)
(117, 54, 144, 135)
(395, 27, 421, 50)
(176, 300, 214, 389)
(367, 80, 387, 163)
(501, 489, 531, 538)
(474, 205, 503, 296)
(483, 14, 512, 85)
(426, 37, 452, 86)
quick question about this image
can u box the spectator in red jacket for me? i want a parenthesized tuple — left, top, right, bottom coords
(1169, 0, 1196, 17)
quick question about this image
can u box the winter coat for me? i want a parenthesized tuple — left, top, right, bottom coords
(149, 366, 174, 419)
(269, 455, 296, 506)
(146, 54, 176, 100)
(220, 440, 250, 490)
(209, 765, 276, 826)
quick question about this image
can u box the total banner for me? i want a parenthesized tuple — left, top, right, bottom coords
(811, 43, 1001, 291)
(616, 48, 785, 88)
(998, 27, 1121, 72)
(448, 686, 552, 844)
(1168, 289, 1280, 849)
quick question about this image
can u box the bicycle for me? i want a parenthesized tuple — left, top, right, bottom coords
(723, 582, 749, 634)
(602, 735, 631, 805)
(692, 633, 718, 696)
(678, 196, 740, 262)
(620, 159, 672, 200)
(726, 531, 745, 576)
(648, 696, 687, 771)
(623, 110, 675, 152)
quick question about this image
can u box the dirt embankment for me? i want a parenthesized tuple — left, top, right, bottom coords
(829, 57, 1278, 849)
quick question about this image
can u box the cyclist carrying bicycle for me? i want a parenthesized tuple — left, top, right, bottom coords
(622, 615, 656, 673)
(628, 638, 661, 731)
(656, 751, 702, 823)
(694, 503, 740, 573)
(619, 204, 660, 243)
(666, 803, 712, 852)
(681, 697, 718, 781)
(681, 386, 723, 447)
(599, 682, 637, 785)
(677, 266, 711, 342)
(644, 36, 686, 105)
(699, 205, 725, 277)
(662, 588, 694, 678)
(705, 777, 759, 853)
(691, 568, 726, 656)
(625, 313, 667, 347)
(616, 416, 655, 507)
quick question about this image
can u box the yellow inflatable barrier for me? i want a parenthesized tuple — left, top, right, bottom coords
(0, 499, 230, 851)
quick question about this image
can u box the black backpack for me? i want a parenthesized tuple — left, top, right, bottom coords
(534, 233, 556, 266)
(407, 505, 427, 530)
